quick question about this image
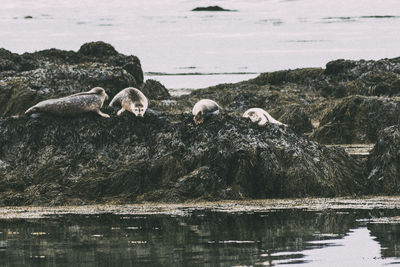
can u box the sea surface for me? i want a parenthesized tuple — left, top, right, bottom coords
(1, 0, 400, 89)
(2, 198, 400, 266)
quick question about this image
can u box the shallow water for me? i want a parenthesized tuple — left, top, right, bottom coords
(2, 198, 400, 266)
(1, 0, 400, 89)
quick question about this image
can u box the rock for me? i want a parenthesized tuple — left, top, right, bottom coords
(250, 68, 324, 87)
(141, 79, 170, 100)
(325, 59, 357, 75)
(278, 104, 313, 134)
(191, 6, 235, 12)
(137, 166, 233, 202)
(0, 112, 364, 206)
(311, 96, 400, 144)
(2, 43, 400, 204)
(366, 126, 400, 194)
(78, 41, 118, 57)
(250, 58, 400, 98)
(0, 63, 136, 117)
(0, 42, 144, 117)
(318, 58, 400, 97)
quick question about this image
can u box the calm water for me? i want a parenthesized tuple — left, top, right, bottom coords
(1, 0, 400, 88)
(1, 208, 400, 266)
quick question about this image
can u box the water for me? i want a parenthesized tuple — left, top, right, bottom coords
(2, 200, 400, 266)
(1, 0, 400, 89)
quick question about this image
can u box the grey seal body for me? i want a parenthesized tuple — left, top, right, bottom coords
(109, 87, 148, 117)
(243, 108, 286, 126)
(25, 87, 109, 118)
(192, 99, 220, 124)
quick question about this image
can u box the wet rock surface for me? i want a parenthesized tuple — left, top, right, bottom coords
(0, 112, 364, 205)
(1, 42, 400, 205)
(276, 104, 313, 134)
(366, 126, 400, 194)
(311, 96, 400, 144)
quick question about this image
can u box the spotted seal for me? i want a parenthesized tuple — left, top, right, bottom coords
(243, 108, 286, 126)
(109, 87, 148, 117)
(25, 87, 110, 118)
(192, 99, 220, 125)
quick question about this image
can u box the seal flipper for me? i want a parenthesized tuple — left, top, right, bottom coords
(25, 106, 39, 116)
(117, 108, 126, 116)
(95, 109, 110, 118)
(258, 115, 268, 126)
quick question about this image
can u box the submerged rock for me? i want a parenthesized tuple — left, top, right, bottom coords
(0, 112, 364, 205)
(191, 6, 235, 12)
(366, 126, 400, 194)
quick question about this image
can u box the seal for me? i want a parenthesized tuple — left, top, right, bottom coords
(243, 108, 286, 126)
(192, 99, 220, 125)
(25, 87, 110, 118)
(109, 87, 148, 117)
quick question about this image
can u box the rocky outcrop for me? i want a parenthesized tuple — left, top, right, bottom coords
(311, 96, 400, 144)
(277, 105, 313, 134)
(2, 42, 400, 205)
(141, 79, 170, 100)
(317, 58, 400, 97)
(366, 126, 400, 194)
(250, 58, 400, 98)
(0, 41, 143, 117)
(0, 112, 364, 205)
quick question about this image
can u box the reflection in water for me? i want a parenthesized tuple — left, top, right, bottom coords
(0, 210, 400, 266)
(275, 228, 394, 266)
(369, 223, 400, 260)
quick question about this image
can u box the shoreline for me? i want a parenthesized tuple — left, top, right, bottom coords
(1, 196, 400, 219)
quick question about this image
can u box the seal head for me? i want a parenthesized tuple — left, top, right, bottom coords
(192, 99, 220, 125)
(109, 87, 149, 117)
